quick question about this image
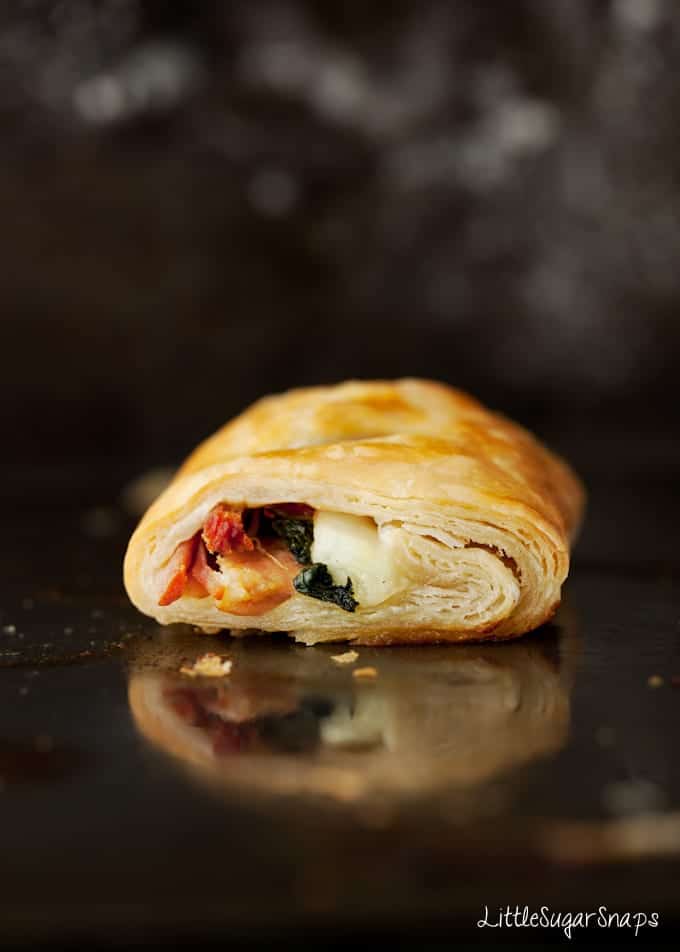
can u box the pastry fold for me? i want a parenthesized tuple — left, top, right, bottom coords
(123, 379, 584, 644)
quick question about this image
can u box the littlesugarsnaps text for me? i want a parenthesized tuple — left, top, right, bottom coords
(477, 905, 659, 939)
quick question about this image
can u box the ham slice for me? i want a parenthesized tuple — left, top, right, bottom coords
(157, 507, 301, 614)
(158, 536, 199, 606)
(190, 538, 224, 597)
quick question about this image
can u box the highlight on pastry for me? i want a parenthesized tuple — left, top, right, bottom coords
(123, 379, 584, 645)
(126, 634, 574, 800)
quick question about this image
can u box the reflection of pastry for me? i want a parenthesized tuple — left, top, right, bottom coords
(124, 379, 584, 645)
(127, 632, 574, 799)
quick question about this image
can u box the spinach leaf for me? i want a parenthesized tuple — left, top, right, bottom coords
(271, 517, 313, 565)
(293, 563, 358, 613)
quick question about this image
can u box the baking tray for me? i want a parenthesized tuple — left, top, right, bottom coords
(1, 456, 679, 944)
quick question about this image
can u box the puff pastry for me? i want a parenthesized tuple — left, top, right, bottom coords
(123, 379, 584, 644)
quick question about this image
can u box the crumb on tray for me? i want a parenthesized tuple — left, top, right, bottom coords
(331, 650, 359, 665)
(180, 653, 233, 678)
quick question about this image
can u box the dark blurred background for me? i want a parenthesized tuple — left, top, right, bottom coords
(2, 0, 679, 471)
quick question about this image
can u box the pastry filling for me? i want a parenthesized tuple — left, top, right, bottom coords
(158, 504, 407, 616)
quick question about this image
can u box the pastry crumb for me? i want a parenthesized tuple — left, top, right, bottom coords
(647, 674, 664, 688)
(331, 650, 359, 665)
(180, 653, 233, 678)
(353, 666, 378, 680)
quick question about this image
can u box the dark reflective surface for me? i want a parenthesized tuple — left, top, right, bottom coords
(1, 449, 680, 942)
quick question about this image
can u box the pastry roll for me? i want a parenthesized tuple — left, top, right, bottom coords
(123, 379, 584, 644)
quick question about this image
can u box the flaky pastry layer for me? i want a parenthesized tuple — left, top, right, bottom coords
(123, 379, 584, 644)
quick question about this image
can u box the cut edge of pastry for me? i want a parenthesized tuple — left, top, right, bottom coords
(123, 379, 584, 646)
(124, 476, 567, 645)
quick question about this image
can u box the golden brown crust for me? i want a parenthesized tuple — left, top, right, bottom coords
(123, 379, 584, 643)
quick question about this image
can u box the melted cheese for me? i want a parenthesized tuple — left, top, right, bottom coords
(310, 511, 408, 608)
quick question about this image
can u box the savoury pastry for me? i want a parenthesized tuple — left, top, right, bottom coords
(123, 379, 584, 644)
